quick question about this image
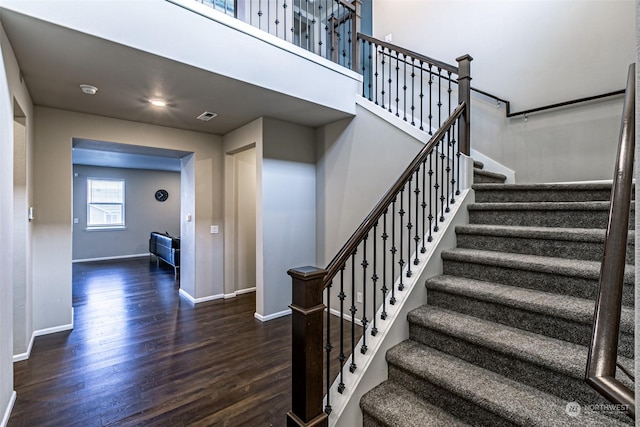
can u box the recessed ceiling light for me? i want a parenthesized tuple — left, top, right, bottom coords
(149, 99, 167, 107)
(80, 84, 98, 95)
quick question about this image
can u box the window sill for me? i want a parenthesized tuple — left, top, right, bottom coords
(85, 226, 127, 232)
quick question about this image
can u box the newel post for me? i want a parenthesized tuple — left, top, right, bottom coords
(287, 266, 328, 427)
(456, 54, 473, 155)
(351, 0, 362, 73)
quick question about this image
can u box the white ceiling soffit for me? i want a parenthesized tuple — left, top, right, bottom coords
(0, 9, 351, 135)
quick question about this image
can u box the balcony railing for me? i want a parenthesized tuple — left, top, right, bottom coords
(194, 0, 362, 71)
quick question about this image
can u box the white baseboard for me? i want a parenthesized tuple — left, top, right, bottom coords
(12, 331, 36, 362)
(179, 289, 224, 304)
(254, 309, 291, 322)
(73, 253, 150, 263)
(34, 308, 74, 338)
(1, 391, 16, 427)
(224, 287, 257, 299)
(328, 308, 363, 327)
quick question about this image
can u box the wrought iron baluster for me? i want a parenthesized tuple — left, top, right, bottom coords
(381, 210, 388, 319)
(451, 120, 458, 203)
(371, 222, 379, 336)
(373, 42, 379, 105)
(437, 67, 443, 127)
(361, 236, 368, 354)
(405, 179, 412, 278)
(445, 126, 451, 214)
(283, 0, 288, 41)
(317, 1, 324, 58)
(456, 119, 461, 196)
(338, 267, 346, 393)
(419, 60, 424, 130)
(432, 146, 439, 233)
(403, 53, 407, 121)
(447, 70, 453, 116)
(390, 198, 397, 304)
(410, 57, 416, 126)
(414, 167, 421, 265)
(420, 160, 427, 252)
(381, 46, 386, 110)
(398, 188, 405, 290)
(258, 0, 263, 29)
(428, 64, 433, 135)
(349, 251, 357, 373)
(346, 6, 352, 69)
(395, 51, 400, 116)
(439, 136, 446, 222)
(360, 39, 366, 98)
(366, 41, 373, 100)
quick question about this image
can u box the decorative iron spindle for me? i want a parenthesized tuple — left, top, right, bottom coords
(445, 128, 451, 214)
(421, 161, 427, 251)
(371, 222, 379, 336)
(360, 236, 368, 354)
(349, 252, 357, 373)
(433, 144, 439, 233)
(439, 139, 446, 222)
(411, 58, 416, 126)
(428, 64, 433, 134)
(390, 198, 396, 304)
(403, 53, 408, 121)
(381, 210, 388, 319)
(419, 61, 424, 130)
(395, 51, 400, 116)
(337, 267, 346, 393)
(414, 168, 421, 265)
(405, 179, 413, 278)
(398, 189, 405, 290)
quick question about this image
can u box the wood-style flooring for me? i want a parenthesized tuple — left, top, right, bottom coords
(9, 258, 295, 426)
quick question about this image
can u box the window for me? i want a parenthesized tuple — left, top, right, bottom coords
(87, 178, 125, 228)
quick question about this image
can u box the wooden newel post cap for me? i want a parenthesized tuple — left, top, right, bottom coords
(288, 266, 327, 281)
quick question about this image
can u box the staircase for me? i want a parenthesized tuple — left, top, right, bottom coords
(360, 164, 635, 426)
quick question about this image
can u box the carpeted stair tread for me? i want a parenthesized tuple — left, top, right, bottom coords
(440, 248, 634, 284)
(469, 200, 621, 211)
(360, 380, 471, 427)
(407, 305, 633, 380)
(424, 275, 635, 335)
(386, 341, 630, 426)
(473, 182, 619, 203)
(455, 223, 633, 242)
(473, 160, 484, 170)
(474, 168, 507, 184)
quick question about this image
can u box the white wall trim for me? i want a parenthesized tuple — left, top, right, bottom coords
(328, 308, 364, 327)
(224, 287, 257, 299)
(1, 391, 16, 427)
(254, 309, 291, 322)
(34, 308, 74, 338)
(72, 253, 150, 263)
(178, 288, 224, 304)
(12, 331, 36, 363)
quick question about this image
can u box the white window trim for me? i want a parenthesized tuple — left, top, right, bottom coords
(86, 178, 126, 229)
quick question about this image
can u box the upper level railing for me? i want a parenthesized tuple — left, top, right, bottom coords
(194, 0, 361, 71)
(286, 41, 472, 426)
(585, 63, 636, 420)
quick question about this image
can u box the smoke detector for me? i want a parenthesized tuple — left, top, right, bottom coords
(196, 111, 218, 122)
(80, 84, 98, 95)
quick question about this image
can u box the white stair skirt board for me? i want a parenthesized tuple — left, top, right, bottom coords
(1, 391, 16, 427)
(178, 289, 224, 304)
(254, 309, 292, 322)
(224, 287, 257, 299)
(328, 188, 475, 427)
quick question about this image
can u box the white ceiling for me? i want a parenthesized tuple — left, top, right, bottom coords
(0, 8, 352, 168)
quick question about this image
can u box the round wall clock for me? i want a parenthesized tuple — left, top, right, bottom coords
(155, 189, 169, 202)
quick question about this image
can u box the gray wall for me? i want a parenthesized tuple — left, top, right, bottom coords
(72, 165, 180, 261)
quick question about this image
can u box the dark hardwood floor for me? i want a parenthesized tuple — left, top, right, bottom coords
(9, 257, 363, 426)
(9, 257, 294, 427)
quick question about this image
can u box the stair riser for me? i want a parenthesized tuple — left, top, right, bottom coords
(455, 233, 635, 264)
(425, 289, 634, 359)
(441, 259, 634, 306)
(474, 173, 506, 184)
(474, 189, 614, 203)
(387, 365, 516, 427)
(468, 209, 635, 230)
(408, 324, 612, 407)
(362, 414, 385, 427)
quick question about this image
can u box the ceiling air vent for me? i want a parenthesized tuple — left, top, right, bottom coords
(197, 111, 218, 122)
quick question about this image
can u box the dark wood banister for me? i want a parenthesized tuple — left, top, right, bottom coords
(358, 33, 459, 75)
(585, 63, 635, 419)
(322, 103, 466, 288)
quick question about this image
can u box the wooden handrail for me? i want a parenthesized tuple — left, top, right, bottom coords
(323, 102, 466, 287)
(358, 33, 459, 75)
(585, 63, 635, 419)
(472, 86, 625, 118)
